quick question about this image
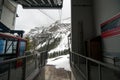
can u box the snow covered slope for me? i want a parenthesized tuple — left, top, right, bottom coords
(47, 54, 71, 71)
(48, 19, 71, 53)
(49, 31, 70, 53)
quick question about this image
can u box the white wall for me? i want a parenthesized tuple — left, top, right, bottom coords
(0, 0, 17, 30)
(94, 0, 120, 35)
(0, 0, 3, 19)
(94, 0, 120, 58)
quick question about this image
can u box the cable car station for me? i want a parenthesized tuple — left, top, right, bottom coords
(0, 0, 120, 80)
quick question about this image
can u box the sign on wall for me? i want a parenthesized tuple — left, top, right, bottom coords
(101, 14, 120, 38)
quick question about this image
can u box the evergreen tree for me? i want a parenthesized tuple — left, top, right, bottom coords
(25, 36, 31, 51)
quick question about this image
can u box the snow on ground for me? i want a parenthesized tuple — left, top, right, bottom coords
(48, 32, 70, 54)
(47, 54, 71, 71)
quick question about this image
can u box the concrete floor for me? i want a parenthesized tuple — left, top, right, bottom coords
(34, 65, 71, 80)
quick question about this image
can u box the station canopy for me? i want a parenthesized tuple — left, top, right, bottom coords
(12, 0, 63, 9)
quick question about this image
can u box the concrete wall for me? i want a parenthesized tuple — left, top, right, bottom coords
(72, 0, 95, 54)
(72, 0, 120, 63)
(0, 1, 3, 19)
(94, 0, 120, 59)
(0, 0, 17, 30)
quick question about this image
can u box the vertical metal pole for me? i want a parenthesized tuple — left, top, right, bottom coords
(4, 40, 8, 54)
(8, 63, 11, 80)
(40, 53, 42, 67)
(41, 53, 43, 67)
(35, 55, 37, 69)
(22, 58, 26, 80)
(70, 52, 71, 62)
(86, 59, 89, 80)
(46, 37, 50, 59)
(78, 55, 79, 67)
(68, 37, 71, 63)
(113, 57, 116, 66)
(73, 53, 74, 66)
(98, 64, 101, 80)
(43, 53, 45, 66)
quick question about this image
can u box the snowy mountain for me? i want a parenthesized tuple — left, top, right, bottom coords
(47, 54, 71, 71)
(27, 18, 71, 55)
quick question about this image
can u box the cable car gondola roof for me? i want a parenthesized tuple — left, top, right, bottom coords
(12, 0, 63, 9)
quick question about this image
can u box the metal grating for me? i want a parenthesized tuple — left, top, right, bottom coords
(12, 0, 63, 9)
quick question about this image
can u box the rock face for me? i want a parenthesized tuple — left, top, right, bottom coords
(35, 65, 71, 80)
(27, 19, 71, 54)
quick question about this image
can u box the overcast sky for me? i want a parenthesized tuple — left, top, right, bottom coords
(15, 0, 71, 34)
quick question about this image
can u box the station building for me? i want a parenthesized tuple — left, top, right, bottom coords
(0, 0, 17, 30)
(0, 0, 120, 80)
(71, 0, 120, 80)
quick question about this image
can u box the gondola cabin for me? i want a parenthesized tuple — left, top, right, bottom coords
(0, 33, 27, 67)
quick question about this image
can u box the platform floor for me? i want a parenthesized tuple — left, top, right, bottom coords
(34, 65, 71, 80)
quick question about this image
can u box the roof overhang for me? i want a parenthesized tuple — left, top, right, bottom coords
(11, 0, 63, 9)
(0, 22, 24, 37)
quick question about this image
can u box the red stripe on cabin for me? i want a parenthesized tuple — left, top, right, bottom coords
(0, 33, 26, 41)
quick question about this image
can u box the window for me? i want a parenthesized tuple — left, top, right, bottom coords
(13, 41, 17, 53)
(0, 40, 5, 54)
(6, 41, 13, 54)
(19, 41, 26, 56)
(4, 40, 17, 54)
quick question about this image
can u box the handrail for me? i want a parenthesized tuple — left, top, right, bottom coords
(0, 51, 47, 64)
(71, 51, 120, 71)
(0, 54, 34, 64)
(71, 61, 86, 78)
(0, 50, 47, 80)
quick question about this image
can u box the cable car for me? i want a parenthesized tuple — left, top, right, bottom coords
(0, 33, 27, 68)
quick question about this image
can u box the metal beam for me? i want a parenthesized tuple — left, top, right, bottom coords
(25, 0, 32, 5)
(12, 0, 63, 9)
(32, 0, 38, 5)
(47, 0, 52, 6)
(41, 0, 45, 4)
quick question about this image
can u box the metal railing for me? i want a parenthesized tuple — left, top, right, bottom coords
(0, 51, 47, 80)
(70, 51, 120, 80)
(103, 56, 120, 66)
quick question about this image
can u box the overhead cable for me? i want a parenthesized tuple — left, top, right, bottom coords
(38, 9, 56, 21)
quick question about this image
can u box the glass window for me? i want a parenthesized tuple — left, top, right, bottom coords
(0, 40, 5, 54)
(6, 41, 13, 54)
(6, 40, 17, 54)
(13, 41, 17, 54)
(19, 41, 26, 56)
